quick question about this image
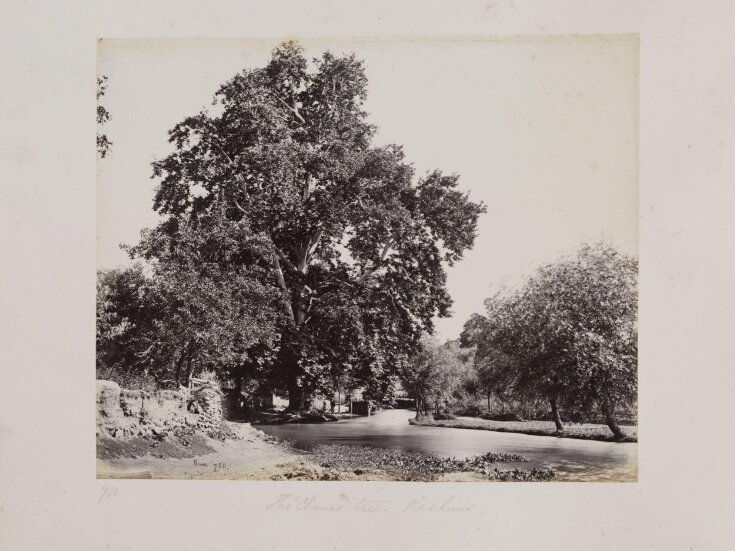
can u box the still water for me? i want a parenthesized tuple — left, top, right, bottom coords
(258, 409, 637, 481)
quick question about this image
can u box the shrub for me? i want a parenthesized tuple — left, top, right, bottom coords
(408, 413, 434, 426)
(455, 404, 483, 417)
(481, 412, 524, 422)
(96, 367, 159, 393)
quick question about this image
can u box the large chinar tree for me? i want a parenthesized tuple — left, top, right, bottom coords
(148, 41, 485, 410)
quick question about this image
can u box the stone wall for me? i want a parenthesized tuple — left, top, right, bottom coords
(96, 380, 224, 439)
(189, 384, 224, 433)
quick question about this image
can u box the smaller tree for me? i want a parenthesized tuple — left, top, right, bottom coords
(468, 242, 638, 437)
(461, 313, 517, 411)
(97, 210, 282, 389)
(97, 264, 162, 388)
(400, 336, 468, 418)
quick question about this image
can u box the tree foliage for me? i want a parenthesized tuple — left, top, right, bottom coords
(465, 242, 638, 436)
(400, 336, 472, 417)
(97, 76, 112, 158)
(144, 41, 485, 408)
(97, 210, 282, 388)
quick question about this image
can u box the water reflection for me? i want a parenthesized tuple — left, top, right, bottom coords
(258, 409, 637, 481)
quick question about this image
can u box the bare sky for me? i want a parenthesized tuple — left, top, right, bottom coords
(97, 36, 638, 341)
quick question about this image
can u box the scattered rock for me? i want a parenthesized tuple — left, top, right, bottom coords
(306, 444, 552, 482)
(258, 409, 339, 425)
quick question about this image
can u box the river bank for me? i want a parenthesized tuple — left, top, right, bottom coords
(97, 421, 555, 481)
(409, 415, 637, 442)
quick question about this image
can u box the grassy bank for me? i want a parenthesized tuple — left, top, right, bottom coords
(409, 415, 637, 442)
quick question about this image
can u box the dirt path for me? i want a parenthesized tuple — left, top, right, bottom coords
(97, 422, 403, 481)
(98, 422, 314, 480)
(96, 421, 549, 481)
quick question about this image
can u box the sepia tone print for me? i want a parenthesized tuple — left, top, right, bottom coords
(96, 37, 638, 482)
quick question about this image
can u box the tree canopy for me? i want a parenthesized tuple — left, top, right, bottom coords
(113, 41, 485, 408)
(465, 242, 637, 436)
(97, 211, 282, 389)
(399, 336, 471, 417)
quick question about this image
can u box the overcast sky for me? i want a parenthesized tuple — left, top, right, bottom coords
(97, 36, 638, 341)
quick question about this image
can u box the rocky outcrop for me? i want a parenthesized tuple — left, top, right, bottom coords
(97, 380, 124, 418)
(96, 381, 139, 438)
(188, 385, 224, 433)
(96, 380, 224, 440)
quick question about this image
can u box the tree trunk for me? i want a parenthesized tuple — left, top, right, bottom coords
(185, 355, 195, 386)
(601, 400, 624, 439)
(487, 393, 491, 411)
(550, 397, 564, 432)
(415, 397, 420, 419)
(282, 278, 308, 411)
(287, 370, 305, 411)
(234, 373, 246, 418)
(173, 344, 189, 387)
